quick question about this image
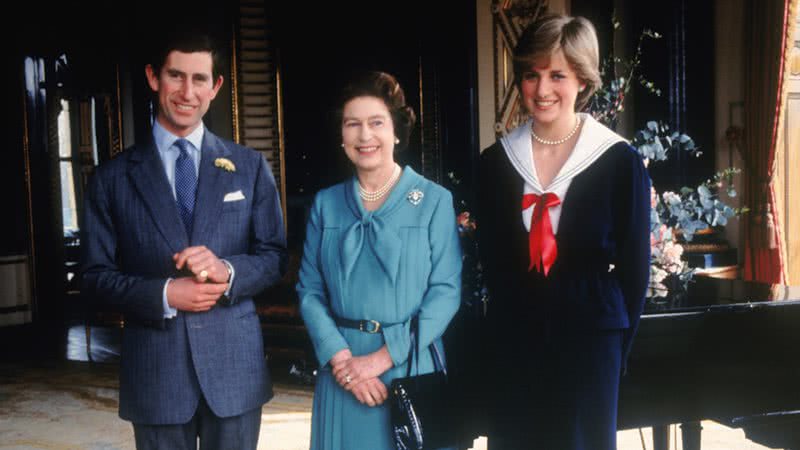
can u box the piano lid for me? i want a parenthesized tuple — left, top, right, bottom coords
(643, 277, 800, 315)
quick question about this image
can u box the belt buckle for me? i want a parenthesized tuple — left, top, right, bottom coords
(360, 319, 381, 333)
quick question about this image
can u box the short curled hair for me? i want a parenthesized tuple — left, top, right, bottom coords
(513, 14, 601, 111)
(148, 29, 222, 81)
(337, 71, 417, 150)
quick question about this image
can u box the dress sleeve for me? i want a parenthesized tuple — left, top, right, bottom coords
(615, 146, 652, 372)
(296, 193, 350, 367)
(382, 190, 463, 367)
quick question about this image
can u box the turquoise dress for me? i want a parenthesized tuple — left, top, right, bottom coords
(297, 167, 462, 450)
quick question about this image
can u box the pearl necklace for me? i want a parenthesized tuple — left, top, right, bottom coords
(530, 116, 581, 146)
(358, 164, 401, 202)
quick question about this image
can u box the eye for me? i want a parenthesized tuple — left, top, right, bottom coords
(522, 72, 538, 80)
(552, 73, 566, 81)
(344, 121, 360, 128)
(165, 69, 183, 81)
(369, 119, 384, 127)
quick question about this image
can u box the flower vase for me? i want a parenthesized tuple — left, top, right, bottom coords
(645, 274, 689, 312)
(676, 227, 739, 275)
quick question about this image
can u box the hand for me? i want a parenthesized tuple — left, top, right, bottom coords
(329, 348, 353, 367)
(349, 377, 389, 407)
(329, 349, 353, 389)
(332, 346, 393, 389)
(166, 277, 229, 312)
(173, 246, 229, 283)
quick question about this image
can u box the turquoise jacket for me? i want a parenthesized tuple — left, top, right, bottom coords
(297, 166, 462, 375)
(297, 167, 462, 449)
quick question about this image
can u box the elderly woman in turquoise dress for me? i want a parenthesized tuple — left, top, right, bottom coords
(296, 71, 462, 450)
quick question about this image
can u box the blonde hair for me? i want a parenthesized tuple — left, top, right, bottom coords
(513, 14, 601, 111)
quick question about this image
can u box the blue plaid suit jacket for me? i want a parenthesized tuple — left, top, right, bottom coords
(80, 129, 287, 424)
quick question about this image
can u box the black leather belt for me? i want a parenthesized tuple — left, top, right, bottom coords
(334, 317, 388, 334)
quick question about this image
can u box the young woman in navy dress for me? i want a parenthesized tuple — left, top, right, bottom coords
(476, 14, 651, 450)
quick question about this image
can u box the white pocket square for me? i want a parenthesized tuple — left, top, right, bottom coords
(223, 190, 245, 202)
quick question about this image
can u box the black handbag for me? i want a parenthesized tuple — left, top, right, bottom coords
(390, 316, 456, 450)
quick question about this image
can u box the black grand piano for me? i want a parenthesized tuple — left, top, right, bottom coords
(618, 276, 800, 450)
(266, 273, 800, 450)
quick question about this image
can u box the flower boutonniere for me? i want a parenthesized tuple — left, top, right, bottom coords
(214, 157, 236, 172)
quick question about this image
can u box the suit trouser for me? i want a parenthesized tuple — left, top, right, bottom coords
(133, 396, 262, 450)
(488, 329, 623, 450)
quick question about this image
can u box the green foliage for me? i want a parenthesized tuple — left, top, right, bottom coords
(658, 168, 747, 241)
(632, 121, 699, 162)
(589, 23, 663, 129)
(588, 17, 748, 296)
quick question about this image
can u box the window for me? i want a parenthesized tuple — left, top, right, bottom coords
(775, 13, 800, 284)
(57, 98, 79, 236)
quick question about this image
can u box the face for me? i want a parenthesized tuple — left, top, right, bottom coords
(519, 49, 585, 128)
(145, 51, 223, 137)
(341, 96, 396, 173)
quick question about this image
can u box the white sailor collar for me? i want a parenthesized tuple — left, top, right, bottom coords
(500, 113, 628, 194)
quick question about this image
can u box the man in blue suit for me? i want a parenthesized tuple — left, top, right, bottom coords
(80, 30, 287, 449)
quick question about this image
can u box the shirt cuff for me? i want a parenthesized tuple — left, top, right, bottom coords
(163, 278, 177, 318)
(221, 259, 235, 297)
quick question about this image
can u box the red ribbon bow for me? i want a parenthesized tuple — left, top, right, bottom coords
(522, 192, 561, 275)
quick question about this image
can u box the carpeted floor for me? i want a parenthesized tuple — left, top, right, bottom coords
(0, 360, 782, 450)
(0, 360, 314, 450)
(0, 326, 781, 450)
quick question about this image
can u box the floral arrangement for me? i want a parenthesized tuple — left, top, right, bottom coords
(448, 173, 489, 315)
(589, 22, 747, 298)
(657, 168, 748, 239)
(588, 20, 663, 130)
(648, 188, 694, 297)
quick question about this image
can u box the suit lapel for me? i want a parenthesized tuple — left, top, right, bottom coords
(128, 140, 189, 253)
(191, 130, 232, 244)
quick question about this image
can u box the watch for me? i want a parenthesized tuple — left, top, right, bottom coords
(224, 261, 233, 283)
(219, 260, 234, 306)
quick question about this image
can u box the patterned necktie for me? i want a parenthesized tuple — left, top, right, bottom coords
(174, 138, 197, 236)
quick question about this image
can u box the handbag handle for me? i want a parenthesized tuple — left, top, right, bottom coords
(404, 315, 448, 379)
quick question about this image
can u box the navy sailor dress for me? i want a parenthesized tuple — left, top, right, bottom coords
(476, 113, 651, 450)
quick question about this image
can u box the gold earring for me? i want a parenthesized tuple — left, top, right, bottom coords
(394, 137, 400, 144)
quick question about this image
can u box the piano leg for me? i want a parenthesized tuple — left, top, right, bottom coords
(652, 425, 670, 450)
(680, 421, 702, 450)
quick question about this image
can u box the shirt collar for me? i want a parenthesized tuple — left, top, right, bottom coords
(500, 113, 627, 193)
(152, 120, 205, 155)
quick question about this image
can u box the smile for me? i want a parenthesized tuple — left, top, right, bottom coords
(356, 146, 379, 154)
(175, 103, 197, 111)
(535, 99, 558, 107)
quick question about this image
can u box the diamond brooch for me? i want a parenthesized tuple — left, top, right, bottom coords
(407, 189, 424, 206)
